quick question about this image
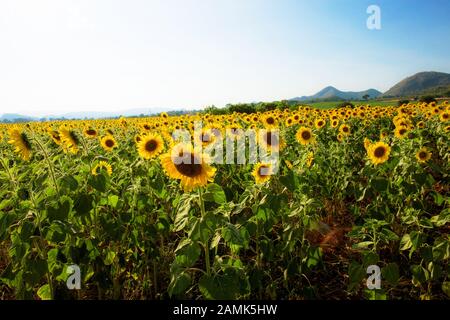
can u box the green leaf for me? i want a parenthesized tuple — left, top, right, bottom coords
(399, 234, 412, 251)
(73, 193, 93, 216)
(199, 269, 247, 300)
(371, 177, 389, 192)
(108, 195, 119, 208)
(173, 195, 191, 232)
(352, 241, 374, 250)
(279, 170, 298, 192)
(203, 184, 226, 204)
(222, 223, 244, 253)
(47, 197, 72, 222)
(174, 240, 201, 268)
(168, 271, 191, 297)
(382, 263, 399, 286)
(410, 265, 428, 287)
(442, 282, 450, 298)
(88, 174, 107, 192)
(104, 250, 116, 266)
(60, 175, 78, 191)
(37, 284, 52, 300)
(348, 261, 365, 292)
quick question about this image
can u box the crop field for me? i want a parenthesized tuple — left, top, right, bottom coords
(0, 102, 449, 300)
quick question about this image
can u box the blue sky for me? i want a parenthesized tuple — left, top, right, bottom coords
(0, 0, 449, 116)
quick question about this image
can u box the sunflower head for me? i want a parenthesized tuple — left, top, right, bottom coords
(314, 118, 326, 129)
(84, 128, 98, 138)
(262, 114, 278, 127)
(160, 144, 216, 192)
(252, 162, 274, 184)
(92, 161, 112, 176)
(100, 135, 117, 152)
(259, 129, 283, 152)
(416, 147, 432, 163)
(367, 141, 391, 165)
(8, 127, 32, 161)
(295, 127, 315, 145)
(339, 124, 350, 135)
(137, 133, 164, 159)
(394, 126, 409, 139)
(60, 127, 79, 154)
(194, 129, 216, 147)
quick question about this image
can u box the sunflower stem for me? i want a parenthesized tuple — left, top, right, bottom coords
(0, 153, 18, 191)
(33, 135, 60, 197)
(198, 188, 211, 276)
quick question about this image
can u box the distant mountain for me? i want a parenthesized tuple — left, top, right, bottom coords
(0, 107, 191, 123)
(290, 86, 382, 102)
(0, 113, 37, 122)
(383, 71, 450, 97)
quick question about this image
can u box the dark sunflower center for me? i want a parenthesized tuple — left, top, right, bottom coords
(301, 130, 311, 140)
(443, 114, 449, 119)
(374, 146, 386, 158)
(258, 165, 270, 177)
(105, 139, 114, 148)
(265, 132, 279, 146)
(318, 121, 324, 126)
(201, 133, 211, 142)
(266, 117, 275, 125)
(419, 151, 427, 159)
(399, 128, 407, 135)
(145, 140, 158, 152)
(343, 127, 349, 132)
(174, 153, 203, 177)
(86, 129, 96, 135)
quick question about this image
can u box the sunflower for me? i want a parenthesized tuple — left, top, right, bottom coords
(135, 134, 142, 144)
(331, 119, 339, 128)
(440, 111, 449, 122)
(415, 147, 431, 163)
(49, 130, 62, 145)
(339, 124, 350, 135)
(416, 121, 425, 129)
(314, 118, 326, 129)
(137, 133, 164, 159)
(8, 128, 32, 160)
(60, 127, 79, 154)
(394, 126, 408, 139)
(262, 114, 278, 127)
(367, 141, 391, 165)
(92, 161, 112, 176)
(160, 112, 169, 119)
(84, 128, 98, 138)
(252, 162, 273, 184)
(160, 143, 216, 191)
(295, 127, 315, 145)
(258, 129, 283, 152)
(285, 117, 294, 127)
(100, 135, 117, 152)
(194, 128, 216, 147)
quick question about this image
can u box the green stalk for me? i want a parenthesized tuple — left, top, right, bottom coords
(33, 135, 60, 197)
(198, 188, 211, 276)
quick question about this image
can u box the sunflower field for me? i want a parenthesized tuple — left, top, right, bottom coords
(0, 102, 449, 300)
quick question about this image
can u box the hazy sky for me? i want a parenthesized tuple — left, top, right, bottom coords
(0, 0, 449, 116)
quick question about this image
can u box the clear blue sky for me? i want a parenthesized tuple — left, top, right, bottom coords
(0, 0, 449, 116)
